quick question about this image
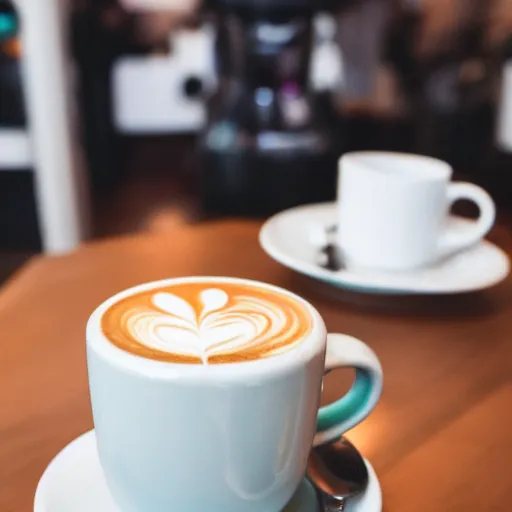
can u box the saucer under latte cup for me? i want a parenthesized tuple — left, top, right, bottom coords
(86, 276, 383, 512)
(337, 152, 496, 271)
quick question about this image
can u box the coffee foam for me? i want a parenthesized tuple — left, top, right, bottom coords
(101, 282, 312, 365)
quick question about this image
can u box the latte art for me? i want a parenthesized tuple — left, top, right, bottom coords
(102, 282, 312, 364)
(127, 289, 299, 364)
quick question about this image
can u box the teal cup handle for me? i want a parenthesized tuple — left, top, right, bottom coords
(314, 334, 383, 446)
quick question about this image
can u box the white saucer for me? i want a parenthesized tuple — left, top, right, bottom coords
(260, 202, 510, 295)
(34, 430, 382, 512)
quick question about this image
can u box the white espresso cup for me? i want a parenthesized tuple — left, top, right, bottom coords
(337, 152, 496, 271)
(87, 276, 382, 512)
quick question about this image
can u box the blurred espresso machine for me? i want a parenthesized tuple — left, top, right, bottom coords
(199, 0, 341, 215)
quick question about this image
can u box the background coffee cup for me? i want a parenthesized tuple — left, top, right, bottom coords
(87, 277, 383, 512)
(337, 152, 496, 271)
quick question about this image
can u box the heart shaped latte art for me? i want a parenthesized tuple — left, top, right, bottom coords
(123, 288, 304, 364)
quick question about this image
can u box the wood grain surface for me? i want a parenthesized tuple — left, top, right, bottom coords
(1, 220, 511, 512)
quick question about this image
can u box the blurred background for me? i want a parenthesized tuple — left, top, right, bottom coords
(1, 0, 512, 281)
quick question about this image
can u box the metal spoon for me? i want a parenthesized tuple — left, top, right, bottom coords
(319, 243, 345, 272)
(317, 224, 345, 272)
(307, 437, 369, 511)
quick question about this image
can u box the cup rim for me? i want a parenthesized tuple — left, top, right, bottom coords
(339, 151, 453, 182)
(87, 276, 326, 382)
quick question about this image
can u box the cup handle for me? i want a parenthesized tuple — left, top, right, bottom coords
(438, 183, 496, 260)
(314, 334, 383, 447)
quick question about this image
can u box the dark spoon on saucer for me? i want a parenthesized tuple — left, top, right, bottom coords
(318, 225, 345, 272)
(307, 437, 369, 511)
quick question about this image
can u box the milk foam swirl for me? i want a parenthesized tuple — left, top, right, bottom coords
(121, 288, 305, 364)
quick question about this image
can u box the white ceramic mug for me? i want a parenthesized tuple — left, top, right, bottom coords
(87, 277, 382, 512)
(337, 152, 496, 271)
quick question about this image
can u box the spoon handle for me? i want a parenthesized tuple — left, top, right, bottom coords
(323, 495, 346, 512)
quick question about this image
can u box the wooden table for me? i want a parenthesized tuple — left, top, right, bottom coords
(1, 220, 512, 512)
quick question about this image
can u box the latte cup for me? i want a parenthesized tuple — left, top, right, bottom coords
(87, 277, 382, 512)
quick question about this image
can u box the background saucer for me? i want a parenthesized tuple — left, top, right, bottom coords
(260, 202, 510, 295)
(34, 430, 381, 512)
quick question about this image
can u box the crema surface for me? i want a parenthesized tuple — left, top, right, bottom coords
(101, 282, 312, 364)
